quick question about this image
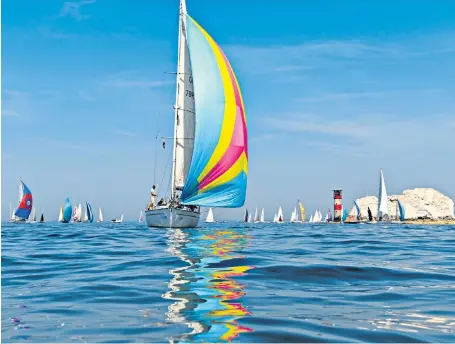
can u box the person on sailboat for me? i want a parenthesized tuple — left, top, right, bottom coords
(148, 185, 157, 210)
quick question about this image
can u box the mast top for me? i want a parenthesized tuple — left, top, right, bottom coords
(180, 0, 187, 16)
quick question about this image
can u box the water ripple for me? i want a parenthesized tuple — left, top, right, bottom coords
(2, 222, 455, 342)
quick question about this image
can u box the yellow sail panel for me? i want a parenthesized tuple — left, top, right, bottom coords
(299, 202, 305, 221)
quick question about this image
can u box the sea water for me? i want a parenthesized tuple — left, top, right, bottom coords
(2, 222, 455, 342)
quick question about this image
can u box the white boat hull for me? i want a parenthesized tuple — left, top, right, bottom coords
(145, 207, 200, 228)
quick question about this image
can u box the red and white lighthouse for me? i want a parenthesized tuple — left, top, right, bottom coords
(333, 190, 342, 222)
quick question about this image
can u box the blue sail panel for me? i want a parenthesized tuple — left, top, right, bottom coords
(354, 201, 361, 220)
(87, 202, 94, 222)
(63, 197, 72, 223)
(398, 200, 405, 221)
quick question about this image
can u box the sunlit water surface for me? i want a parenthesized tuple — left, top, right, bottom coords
(2, 222, 455, 342)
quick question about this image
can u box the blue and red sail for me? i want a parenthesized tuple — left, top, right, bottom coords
(14, 180, 33, 220)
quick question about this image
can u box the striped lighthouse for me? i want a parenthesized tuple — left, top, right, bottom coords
(333, 190, 342, 222)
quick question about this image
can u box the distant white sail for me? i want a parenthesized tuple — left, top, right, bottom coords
(98, 208, 103, 222)
(260, 208, 265, 223)
(247, 213, 252, 223)
(83, 207, 88, 222)
(273, 213, 277, 223)
(309, 214, 313, 223)
(277, 206, 284, 223)
(378, 169, 389, 220)
(254, 208, 259, 222)
(290, 207, 297, 222)
(58, 206, 64, 222)
(205, 208, 215, 223)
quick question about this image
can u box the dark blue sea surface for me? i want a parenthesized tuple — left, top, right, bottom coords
(2, 222, 455, 342)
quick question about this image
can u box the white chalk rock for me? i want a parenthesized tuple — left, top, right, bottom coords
(354, 188, 454, 220)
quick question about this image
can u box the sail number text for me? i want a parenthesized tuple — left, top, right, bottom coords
(185, 90, 194, 98)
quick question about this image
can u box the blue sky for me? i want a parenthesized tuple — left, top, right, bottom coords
(2, 0, 455, 221)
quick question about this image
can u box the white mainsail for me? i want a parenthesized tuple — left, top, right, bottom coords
(171, 0, 195, 195)
(260, 208, 265, 223)
(205, 208, 215, 223)
(253, 208, 259, 222)
(309, 214, 313, 223)
(98, 208, 103, 222)
(58, 206, 63, 222)
(290, 208, 296, 222)
(83, 207, 88, 222)
(76, 204, 82, 222)
(273, 213, 277, 223)
(247, 213, 252, 223)
(378, 169, 389, 220)
(277, 206, 284, 223)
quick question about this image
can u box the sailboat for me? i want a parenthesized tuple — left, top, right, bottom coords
(145, 0, 248, 228)
(377, 169, 390, 222)
(28, 207, 37, 223)
(367, 207, 375, 223)
(341, 208, 348, 222)
(309, 214, 313, 223)
(86, 202, 94, 223)
(112, 214, 123, 223)
(290, 207, 297, 222)
(205, 208, 215, 223)
(58, 206, 64, 222)
(39, 209, 45, 223)
(12, 178, 33, 223)
(392, 199, 405, 223)
(63, 197, 72, 223)
(139, 210, 144, 223)
(259, 208, 265, 223)
(83, 207, 88, 222)
(244, 209, 249, 223)
(247, 213, 252, 223)
(97, 208, 104, 223)
(273, 213, 277, 223)
(253, 208, 259, 222)
(276, 206, 284, 223)
(75, 204, 83, 222)
(299, 201, 305, 222)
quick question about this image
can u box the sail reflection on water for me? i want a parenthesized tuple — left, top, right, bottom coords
(163, 228, 254, 342)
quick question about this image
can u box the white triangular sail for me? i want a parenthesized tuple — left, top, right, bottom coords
(378, 169, 389, 220)
(98, 208, 103, 222)
(260, 208, 265, 223)
(76, 204, 82, 222)
(205, 208, 215, 223)
(171, 0, 195, 194)
(83, 207, 88, 222)
(277, 206, 284, 223)
(290, 207, 297, 222)
(253, 208, 259, 222)
(58, 206, 63, 222)
(309, 214, 313, 223)
(247, 213, 252, 223)
(273, 213, 277, 223)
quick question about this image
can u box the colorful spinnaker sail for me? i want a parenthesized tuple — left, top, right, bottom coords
(63, 197, 72, 223)
(14, 179, 33, 220)
(180, 15, 248, 207)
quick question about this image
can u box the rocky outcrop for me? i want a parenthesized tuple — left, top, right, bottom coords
(353, 188, 454, 220)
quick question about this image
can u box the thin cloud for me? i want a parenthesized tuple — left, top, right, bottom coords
(2, 109, 21, 117)
(297, 89, 441, 103)
(104, 79, 173, 89)
(113, 130, 137, 137)
(59, 0, 96, 20)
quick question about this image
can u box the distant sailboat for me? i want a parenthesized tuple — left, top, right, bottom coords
(342, 208, 348, 222)
(63, 198, 72, 223)
(367, 207, 374, 222)
(354, 201, 361, 221)
(83, 207, 88, 222)
(139, 210, 144, 223)
(76, 204, 83, 222)
(253, 208, 259, 222)
(260, 208, 265, 223)
(205, 208, 215, 223)
(398, 200, 405, 222)
(86, 202, 94, 223)
(290, 207, 297, 222)
(244, 209, 249, 223)
(377, 169, 390, 221)
(299, 200, 305, 222)
(277, 206, 284, 223)
(12, 179, 33, 222)
(327, 208, 332, 222)
(247, 213, 252, 223)
(28, 207, 37, 223)
(39, 209, 45, 223)
(112, 214, 123, 223)
(309, 214, 314, 223)
(58, 206, 64, 222)
(273, 213, 277, 223)
(392, 199, 405, 223)
(97, 208, 104, 223)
